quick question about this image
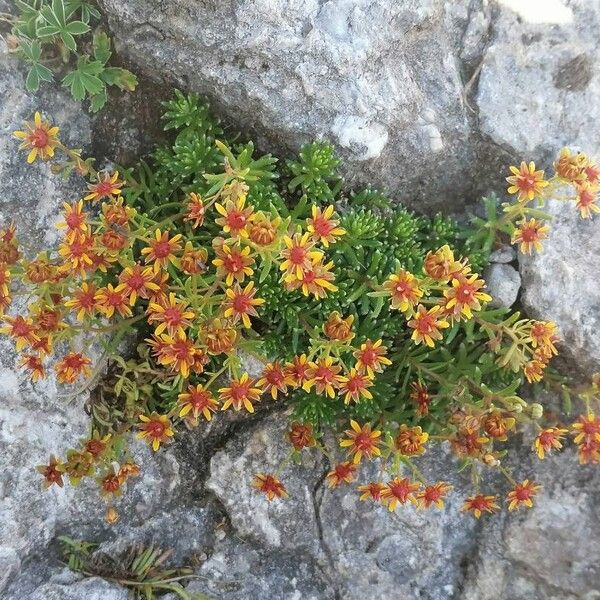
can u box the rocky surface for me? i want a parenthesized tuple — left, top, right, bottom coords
(520, 198, 600, 373)
(98, 0, 600, 212)
(484, 262, 521, 309)
(2, 0, 600, 599)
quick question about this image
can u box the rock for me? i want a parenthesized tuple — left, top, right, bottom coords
(98, 0, 491, 211)
(0, 44, 202, 599)
(463, 447, 600, 599)
(206, 412, 480, 599)
(489, 244, 516, 264)
(29, 577, 127, 600)
(484, 263, 521, 309)
(98, 1, 600, 212)
(520, 199, 600, 372)
(477, 0, 600, 163)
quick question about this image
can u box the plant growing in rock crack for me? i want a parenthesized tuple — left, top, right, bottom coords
(4, 91, 600, 525)
(6, 0, 137, 111)
(58, 535, 213, 599)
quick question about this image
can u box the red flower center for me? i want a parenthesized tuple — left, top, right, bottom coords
(66, 212, 83, 228)
(126, 273, 145, 290)
(226, 211, 247, 231)
(519, 174, 537, 192)
(289, 246, 306, 264)
(147, 421, 165, 438)
(230, 383, 250, 401)
(31, 128, 49, 148)
(152, 241, 172, 258)
(163, 307, 183, 324)
(224, 254, 244, 272)
(355, 432, 374, 450)
(415, 314, 435, 334)
(233, 294, 251, 313)
(313, 217, 333, 236)
(94, 181, 113, 197)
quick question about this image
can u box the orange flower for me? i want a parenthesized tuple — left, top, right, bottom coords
(511, 218, 550, 254)
(584, 159, 600, 184)
(383, 269, 423, 313)
(408, 305, 449, 347)
(19, 354, 46, 382)
(184, 192, 205, 228)
(323, 311, 354, 342)
(306, 205, 346, 247)
(215, 195, 253, 237)
(24, 255, 53, 284)
(303, 356, 343, 398)
(57, 200, 88, 235)
(95, 284, 133, 319)
(33, 306, 64, 333)
(326, 462, 356, 487)
(119, 264, 160, 305)
(529, 320, 558, 357)
(285, 354, 311, 388)
(219, 373, 262, 413)
(178, 384, 219, 421)
(141, 229, 183, 273)
(462, 494, 499, 518)
(85, 171, 124, 202)
(202, 318, 237, 355)
(423, 245, 469, 281)
(257, 361, 292, 400)
(283, 258, 337, 299)
(394, 424, 429, 456)
(443, 273, 491, 319)
(506, 161, 549, 202)
(571, 413, 600, 446)
(534, 427, 568, 459)
(118, 462, 141, 483)
(577, 440, 600, 464)
(451, 427, 489, 458)
(553, 147, 587, 183)
(0, 315, 38, 351)
(137, 413, 174, 451)
(55, 352, 92, 384)
(147, 293, 195, 337)
(180, 242, 208, 275)
(483, 411, 516, 441)
(575, 180, 600, 219)
(36, 455, 64, 489)
(416, 482, 452, 509)
(287, 421, 316, 450)
(338, 368, 374, 404)
(212, 243, 254, 286)
(65, 282, 98, 320)
(153, 331, 200, 378)
(523, 359, 545, 383)
(340, 420, 382, 464)
(98, 469, 123, 498)
(248, 212, 280, 246)
(358, 482, 387, 502)
(353, 339, 391, 377)
(58, 231, 95, 273)
(14, 112, 59, 163)
(410, 381, 431, 416)
(507, 479, 541, 511)
(279, 232, 323, 278)
(253, 473, 288, 501)
(223, 281, 265, 328)
(83, 432, 112, 459)
(102, 197, 134, 226)
(100, 228, 129, 253)
(381, 477, 420, 511)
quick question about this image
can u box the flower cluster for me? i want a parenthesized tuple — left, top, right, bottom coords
(6, 103, 599, 524)
(505, 150, 600, 256)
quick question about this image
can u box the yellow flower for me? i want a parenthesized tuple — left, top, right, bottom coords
(219, 373, 262, 413)
(506, 161, 549, 202)
(507, 479, 542, 511)
(408, 305, 449, 347)
(14, 112, 60, 163)
(306, 205, 346, 247)
(383, 269, 423, 313)
(511, 218, 550, 254)
(339, 420, 382, 464)
(137, 413, 174, 451)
